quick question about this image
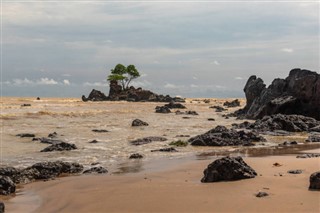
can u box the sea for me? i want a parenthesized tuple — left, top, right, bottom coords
(0, 97, 313, 174)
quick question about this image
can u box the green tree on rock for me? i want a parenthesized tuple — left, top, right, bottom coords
(107, 64, 141, 91)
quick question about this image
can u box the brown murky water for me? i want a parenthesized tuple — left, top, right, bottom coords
(1, 97, 318, 172)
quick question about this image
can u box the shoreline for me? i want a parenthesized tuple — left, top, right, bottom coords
(4, 148, 320, 213)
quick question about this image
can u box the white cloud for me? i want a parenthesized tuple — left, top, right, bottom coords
(211, 60, 220, 65)
(83, 82, 108, 87)
(190, 84, 198, 88)
(63, 79, 70, 85)
(281, 48, 294, 53)
(164, 83, 179, 89)
(192, 76, 198, 80)
(132, 80, 151, 88)
(235, 77, 245, 80)
(12, 78, 34, 86)
(36, 78, 58, 85)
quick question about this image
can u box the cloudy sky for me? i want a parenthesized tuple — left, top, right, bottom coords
(2, 1, 319, 98)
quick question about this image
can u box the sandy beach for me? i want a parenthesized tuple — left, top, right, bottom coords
(4, 150, 320, 213)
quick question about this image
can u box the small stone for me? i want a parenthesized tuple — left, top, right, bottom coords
(287, 170, 303, 174)
(132, 119, 149, 127)
(89, 140, 98, 144)
(92, 129, 109, 133)
(16, 133, 35, 138)
(83, 167, 108, 174)
(129, 153, 143, 159)
(256, 191, 269, 198)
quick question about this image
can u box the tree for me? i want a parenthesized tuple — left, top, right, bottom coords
(107, 64, 141, 90)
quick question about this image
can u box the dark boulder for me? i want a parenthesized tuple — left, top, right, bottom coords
(309, 172, 320, 190)
(40, 142, 77, 152)
(0, 176, 16, 195)
(256, 192, 269, 198)
(130, 136, 167, 146)
(155, 106, 171, 113)
(83, 167, 108, 174)
(82, 89, 109, 102)
(164, 101, 186, 109)
(238, 69, 320, 120)
(89, 140, 99, 144)
(201, 156, 257, 182)
(223, 99, 240, 108)
(40, 138, 65, 145)
(132, 119, 149, 127)
(48, 132, 58, 138)
(189, 125, 266, 146)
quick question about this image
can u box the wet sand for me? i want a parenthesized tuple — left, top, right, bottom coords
(5, 152, 320, 213)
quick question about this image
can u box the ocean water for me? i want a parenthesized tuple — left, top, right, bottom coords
(0, 97, 311, 172)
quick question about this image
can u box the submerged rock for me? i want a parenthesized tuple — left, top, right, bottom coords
(130, 136, 168, 146)
(16, 133, 35, 138)
(151, 147, 178, 152)
(155, 106, 171, 113)
(201, 156, 257, 182)
(83, 167, 108, 174)
(309, 172, 320, 190)
(129, 153, 144, 159)
(40, 142, 77, 152)
(188, 125, 266, 146)
(92, 129, 109, 133)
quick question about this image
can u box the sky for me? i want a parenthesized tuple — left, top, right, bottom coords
(1, 0, 319, 98)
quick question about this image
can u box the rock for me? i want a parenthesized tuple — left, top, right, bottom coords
(236, 114, 320, 132)
(40, 142, 77, 152)
(175, 135, 190, 138)
(129, 153, 144, 159)
(132, 119, 149, 127)
(223, 99, 240, 108)
(21, 104, 31, 107)
(287, 170, 302, 174)
(296, 154, 320, 158)
(30, 161, 83, 180)
(164, 101, 186, 109)
(309, 172, 320, 190)
(130, 136, 167, 146)
(169, 140, 188, 147)
(189, 125, 266, 146)
(204, 99, 210, 104)
(256, 192, 269, 198)
(310, 125, 320, 132)
(237, 69, 320, 120)
(48, 132, 58, 138)
(0, 201, 4, 213)
(39, 138, 64, 145)
(306, 133, 320, 142)
(36, 97, 41, 100)
(281, 141, 298, 146)
(210, 106, 227, 112)
(151, 147, 178, 152)
(0, 176, 16, 195)
(182, 117, 191, 119)
(92, 129, 109, 133)
(155, 106, 171, 113)
(89, 140, 99, 144)
(201, 156, 257, 182)
(208, 118, 215, 121)
(83, 167, 108, 174)
(82, 89, 109, 102)
(185, 111, 199, 115)
(16, 133, 35, 138)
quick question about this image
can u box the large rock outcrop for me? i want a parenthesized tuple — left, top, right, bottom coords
(82, 81, 185, 102)
(239, 69, 320, 120)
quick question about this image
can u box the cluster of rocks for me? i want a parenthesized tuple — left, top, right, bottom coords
(82, 81, 185, 102)
(175, 110, 199, 116)
(210, 105, 227, 112)
(188, 125, 266, 146)
(155, 101, 187, 114)
(233, 114, 320, 133)
(0, 161, 108, 196)
(236, 68, 320, 120)
(223, 99, 240, 108)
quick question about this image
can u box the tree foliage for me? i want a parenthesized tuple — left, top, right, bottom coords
(107, 64, 141, 90)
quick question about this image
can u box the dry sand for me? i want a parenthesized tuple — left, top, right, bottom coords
(4, 153, 320, 213)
